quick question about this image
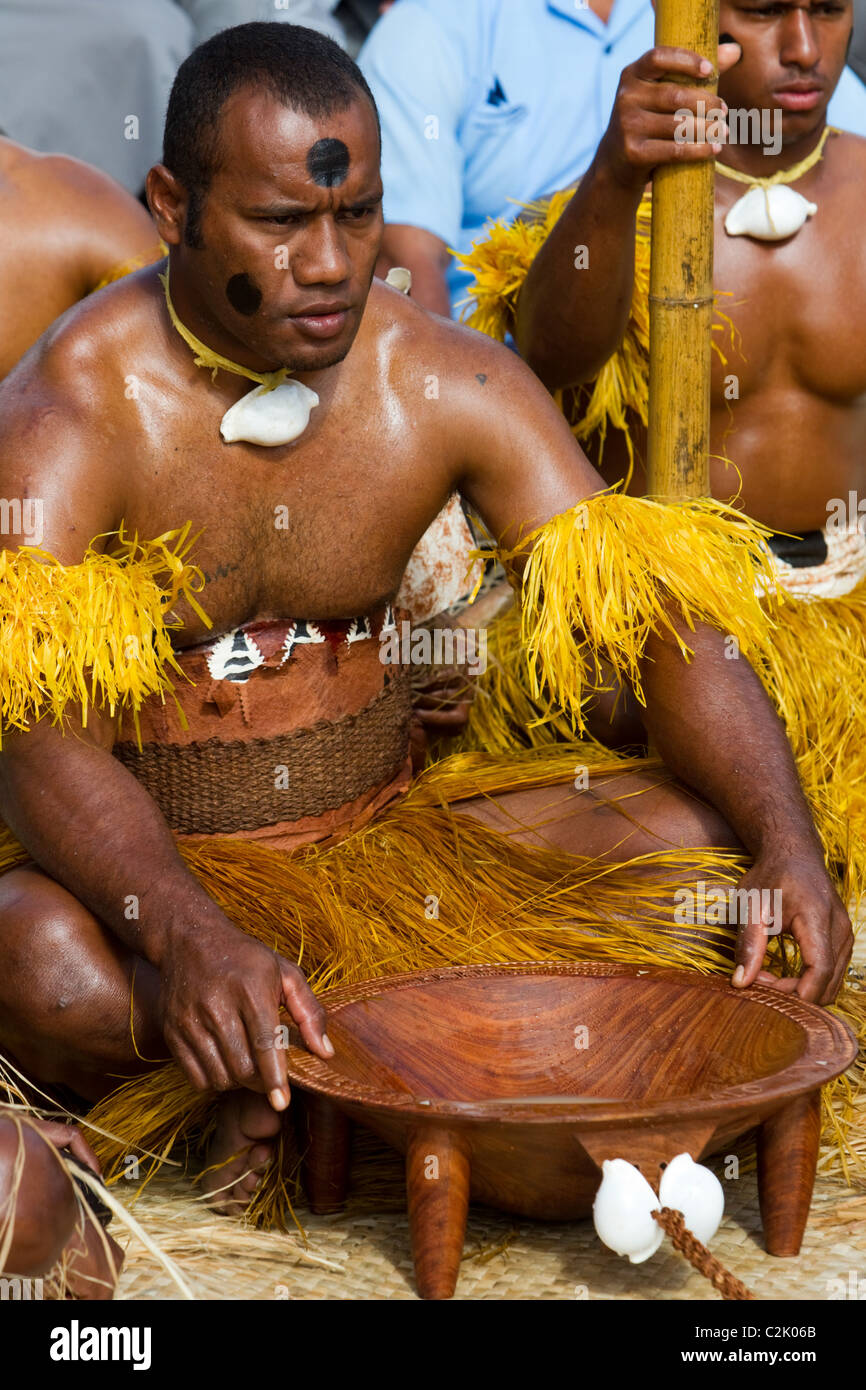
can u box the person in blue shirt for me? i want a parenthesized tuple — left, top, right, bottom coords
(360, 0, 866, 316)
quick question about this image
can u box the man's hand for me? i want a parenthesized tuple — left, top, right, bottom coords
(413, 669, 474, 730)
(377, 224, 453, 316)
(598, 42, 742, 193)
(159, 921, 332, 1110)
(409, 670, 474, 771)
(6, 1115, 124, 1298)
(732, 848, 853, 1004)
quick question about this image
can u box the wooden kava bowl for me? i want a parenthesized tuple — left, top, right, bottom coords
(283, 963, 856, 1299)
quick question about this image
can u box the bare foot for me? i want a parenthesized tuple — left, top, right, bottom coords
(200, 1089, 281, 1216)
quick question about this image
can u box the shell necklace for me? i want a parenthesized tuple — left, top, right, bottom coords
(161, 265, 413, 447)
(160, 269, 319, 446)
(717, 126, 834, 242)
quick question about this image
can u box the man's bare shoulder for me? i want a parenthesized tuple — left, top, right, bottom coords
(0, 138, 157, 283)
(3, 139, 133, 214)
(0, 265, 166, 416)
(0, 269, 163, 553)
(830, 127, 866, 169)
(365, 277, 538, 395)
(361, 277, 590, 521)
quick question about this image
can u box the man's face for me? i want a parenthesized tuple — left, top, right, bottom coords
(177, 90, 383, 373)
(718, 1, 853, 140)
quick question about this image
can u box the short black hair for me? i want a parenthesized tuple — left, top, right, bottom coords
(162, 22, 380, 247)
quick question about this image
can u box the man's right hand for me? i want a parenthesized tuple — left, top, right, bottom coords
(158, 920, 332, 1110)
(598, 42, 743, 193)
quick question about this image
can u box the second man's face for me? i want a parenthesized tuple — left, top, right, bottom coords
(717, 0, 853, 142)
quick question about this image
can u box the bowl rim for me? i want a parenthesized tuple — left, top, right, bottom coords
(283, 962, 858, 1125)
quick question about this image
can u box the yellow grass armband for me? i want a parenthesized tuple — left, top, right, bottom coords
(92, 241, 167, 292)
(506, 491, 778, 729)
(454, 188, 583, 343)
(0, 523, 210, 744)
(456, 190, 735, 471)
(454, 189, 651, 449)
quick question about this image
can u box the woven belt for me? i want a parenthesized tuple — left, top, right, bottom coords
(113, 671, 412, 835)
(766, 529, 828, 569)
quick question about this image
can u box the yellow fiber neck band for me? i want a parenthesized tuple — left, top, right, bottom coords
(715, 126, 834, 189)
(160, 270, 289, 393)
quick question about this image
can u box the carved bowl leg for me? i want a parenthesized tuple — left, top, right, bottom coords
(406, 1126, 470, 1300)
(296, 1092, 353, 1215)
(757, 1090, 821, 1257)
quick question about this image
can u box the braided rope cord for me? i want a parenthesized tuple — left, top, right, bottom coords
(653, 1208, 756, 1301)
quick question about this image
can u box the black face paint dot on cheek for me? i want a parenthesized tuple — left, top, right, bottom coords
(226, 273, 262, 316)
(306, 138, 350, 188)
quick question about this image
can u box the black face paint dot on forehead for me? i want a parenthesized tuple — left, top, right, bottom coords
(306, 138, 350, 188)
(226, 272, 262, 316)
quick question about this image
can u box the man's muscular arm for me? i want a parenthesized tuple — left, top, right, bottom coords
(48, 154, 161, 297)
(515, 46, 739, 392)
(11, 149, 161, 303)
(448, 335, 851, 1002)
(0, 345, 331, 1105)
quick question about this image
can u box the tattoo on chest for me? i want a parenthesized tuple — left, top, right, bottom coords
(201, 560, 241, 584)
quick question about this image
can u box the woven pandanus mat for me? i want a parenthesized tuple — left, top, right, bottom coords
(113, 1152, 866, 1302)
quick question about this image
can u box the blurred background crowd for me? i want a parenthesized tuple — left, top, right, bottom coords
(1, 0, 865, 317)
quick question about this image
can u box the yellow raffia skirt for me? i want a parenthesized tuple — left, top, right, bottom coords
(1, 497, 863, 1223)
(1, 739, 862, 1224)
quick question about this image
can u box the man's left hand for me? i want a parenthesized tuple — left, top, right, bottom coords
(732, 849, 853, 1004)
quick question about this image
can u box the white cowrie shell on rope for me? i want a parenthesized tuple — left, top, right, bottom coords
(385, 265, 413, 295)
(220, 378, 320, 447)
(592, 1159, 664, 1264)
(658, 1153, 725, 1246)
(724, 184, 817, 241)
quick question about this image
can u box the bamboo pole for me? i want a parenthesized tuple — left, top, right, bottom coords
(647, 0, 720, 499)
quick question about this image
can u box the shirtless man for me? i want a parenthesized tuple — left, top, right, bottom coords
(516, 0, 865, 534)
(0, 22, 851, 1217)
(0, 140, 159, 1297)
(0, 137, 160, 381)
(499, 0, 866, 824)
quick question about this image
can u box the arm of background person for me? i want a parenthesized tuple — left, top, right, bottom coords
(515, 44, 741, 392)
(359, 0, 467, 314)
(51, 157, 164, 295)
(441, 330, 851, 1002)
(0, 337, 330, 1101)
(376, 224, 452, 316)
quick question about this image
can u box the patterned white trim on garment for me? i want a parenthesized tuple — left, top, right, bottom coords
(278, 619, 326, 668)
(205, 628, 265, 682)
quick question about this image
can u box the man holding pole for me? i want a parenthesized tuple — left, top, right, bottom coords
(460, 0, 866, 883)
(361, 0, 866, 316)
